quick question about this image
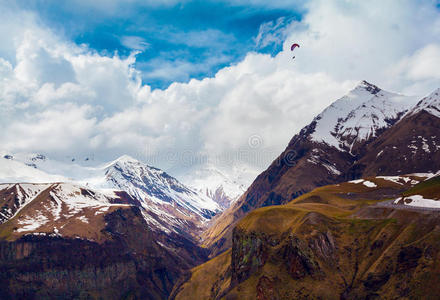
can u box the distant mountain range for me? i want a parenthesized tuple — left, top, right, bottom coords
(180, 163, 259, 209)
(1, 154, 222, 221)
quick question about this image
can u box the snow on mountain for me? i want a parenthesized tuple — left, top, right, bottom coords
(102, 155, 220, 219)
(0, 182, 133, 238)
(0, 183, 52, 223)
(180, 163, 259, 209)
(0, 153, 221, 235)
(4, 152, 247, 214)
(409, 88, 440, 118)
(3, 152, 107, 182)
(394, 195, 440, 208)
(310, 81, 420, 152)
(0, 155, 67, 183)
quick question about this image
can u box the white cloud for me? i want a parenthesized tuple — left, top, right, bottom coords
(0, 0, 439, 178)
(139, 52, 232, 82)
(32, 82, 94, 106)
(70, 52, 141, 113)
(120, 36, 150, 51)
(397, 44, 440, 81)
(0, 2, 41, 63)
(284, 0, 440, 93)
(3, 103, 97, 153)
(0, 58, 12, 78)
(91, 52, 352, 173)
(199, 53, 353, 156)
(14, 32, 76, 86)
(388, 43, 440, 95)
(255, 17, 295, 49)
(168, 29, 236, 48)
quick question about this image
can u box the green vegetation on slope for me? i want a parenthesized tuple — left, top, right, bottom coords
(174, 176, 440, 299)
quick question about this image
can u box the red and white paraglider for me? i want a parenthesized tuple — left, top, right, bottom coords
(291, 43, 300, 59)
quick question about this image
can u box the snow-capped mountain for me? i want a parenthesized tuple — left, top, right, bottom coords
(102, 155, 220, 219)
(0, 182, 134, 236)
(0, 155, 67, 183)
(181, 163, 259, 209)
(409, 88, 440, 118)
(0, 153, 221, 236)
(310, 80, 419, 154)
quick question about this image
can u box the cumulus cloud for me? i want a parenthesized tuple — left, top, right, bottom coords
(14, 32, 76, 86)
(139, 53, 232, 82)
(0, 0, 439, 178)
(284, 0, 440, 93)
(395, 44, 440, 80)
(3, 103, 97, 153)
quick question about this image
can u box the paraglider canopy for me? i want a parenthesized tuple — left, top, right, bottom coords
(290, 43, 300, 60)
(290, 43, 300, 51)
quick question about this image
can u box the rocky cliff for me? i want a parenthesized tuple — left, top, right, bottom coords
(0, 203, 207, 299)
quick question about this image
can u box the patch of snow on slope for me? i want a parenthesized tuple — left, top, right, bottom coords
(377, 176, 419, 185)
(16, 212, 49, 232)
(395, 195, 440, 208)
(362, 181, 377, 188)
(11, 182, 132, 233)
(50, 183, 128, 218)
(77, 216, 89, 223)
(307, 154, 341, 175)
(348, 179, 377, 187)
(407, 170, 440, 179)
(349, 179, 364, 184)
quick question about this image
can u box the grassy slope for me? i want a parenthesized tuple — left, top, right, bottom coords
(172, 249, 231, 299)
(201, 175, 412, 253)
(174, 176, 440, 299)
(403, 175, 440, 199)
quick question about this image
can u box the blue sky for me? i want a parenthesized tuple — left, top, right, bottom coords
(16, 0, 304, 89)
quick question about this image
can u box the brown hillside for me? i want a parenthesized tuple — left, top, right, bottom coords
(174, 176, 440, 299)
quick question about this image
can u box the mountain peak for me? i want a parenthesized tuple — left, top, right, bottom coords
(410, 87, 440, 118)
(115, 154, 138, 163)
(353, 80, 381, 95)
(426, 87, 440, 99)
(309, 80, 418, 152)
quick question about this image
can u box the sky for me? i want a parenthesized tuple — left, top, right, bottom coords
(0, 0, 439, 177)
(5, 0, 304, 89)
